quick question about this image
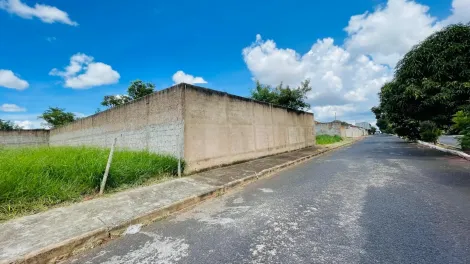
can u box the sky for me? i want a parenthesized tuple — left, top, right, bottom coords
(1, 0, 469, 128)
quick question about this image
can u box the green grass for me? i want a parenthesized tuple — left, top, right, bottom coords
(0, 146, 179, 221)
(316, 135, 343, 145)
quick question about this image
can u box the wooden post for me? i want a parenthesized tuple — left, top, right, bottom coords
(99, 137, 117, 195)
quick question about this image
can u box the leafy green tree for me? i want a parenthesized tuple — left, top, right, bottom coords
(251, 79, 312, 111)
(40, 107, 75, 128)
(0, 119, 20, 131)
(101, 80, 156, 108)
(373, 24, 470, 140)
(370, 126, 377, 135)
(101, 95, 131, 108)
(452, 110, 470, 150)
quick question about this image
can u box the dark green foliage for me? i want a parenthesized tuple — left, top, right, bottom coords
(39, 107, 75, 128)
(452, 110, 470, 150)
(101, 80, 156, 108)
(0, 146, 179, 220)
(0, 119, 20, 131)
(251, 79, 312, 111)
(373, 24, 470, 140)
(419, 121, 442, 143)
(370, 126, 377, 134)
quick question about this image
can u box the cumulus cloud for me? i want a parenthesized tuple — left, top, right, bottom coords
(441, 0, 470, 26)
(50, 53, 120, 89)
(0, 0, 77, 26)
(344, 0, 440, 67)
(243, 36, 391, 121)
(0, 103, 26, 112)
(242, 0, 470, 122)
(0, 69, 29, 90)
(172, 70, 207, 84)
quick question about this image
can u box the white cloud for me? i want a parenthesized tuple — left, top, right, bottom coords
(243, 36, 392, 121)
(0, 69, 29, 90)
(46, 36, 56, 42)
(242, 0, 470, 122)
(13, 120, 33, 129)
(172, 70, 207, 84)
(441, 0, 470, 25)
(50, 53, 120, 89)
(0, 103, 26, 112)
(0, 0, 77, 26)
(344, 0, 440, 67)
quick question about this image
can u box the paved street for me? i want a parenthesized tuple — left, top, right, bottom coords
(68, 135, 470, 264)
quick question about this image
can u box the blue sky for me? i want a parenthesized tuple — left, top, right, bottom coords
(0, 0, 468, 128)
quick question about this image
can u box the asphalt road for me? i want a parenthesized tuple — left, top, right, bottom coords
(439, 135, 461, 148)
(68, 135, 470, 264)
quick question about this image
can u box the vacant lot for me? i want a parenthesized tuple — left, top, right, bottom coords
(316, 135, 343, 145)
(0, 146, 179, 221)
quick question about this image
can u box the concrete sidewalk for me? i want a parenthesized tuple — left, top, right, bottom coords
(0, 139, 358, 264)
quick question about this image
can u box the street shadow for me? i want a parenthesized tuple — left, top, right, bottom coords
(358, 184, 470, 264)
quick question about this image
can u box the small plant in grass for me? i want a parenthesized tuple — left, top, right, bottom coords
(0, 146, 179, 221)
(316, 135, 343, 145)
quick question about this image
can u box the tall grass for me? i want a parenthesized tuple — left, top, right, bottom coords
(316, 135, 343, 145)
(0, 146, 179, 221)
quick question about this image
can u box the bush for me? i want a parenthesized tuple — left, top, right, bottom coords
(452, 111, 470, 150)
(0, 146, 179, 220)
(316, 135, 343, 145)
(419, 121, 442, 143)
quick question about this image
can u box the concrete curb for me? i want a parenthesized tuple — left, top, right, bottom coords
(4, 138, 360, 264)
(418, 140, 470, 161)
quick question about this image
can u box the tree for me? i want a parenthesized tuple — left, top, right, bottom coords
(370, 126, 377, 135)
(373, 24, 470, 140)
(251, 79, 312, 111)
(40, 107, 76, 128)
(0, 119, 20, 131)
(101, 80, 155, 108)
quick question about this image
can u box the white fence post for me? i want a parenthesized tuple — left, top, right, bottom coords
(99, 137, 117, 195)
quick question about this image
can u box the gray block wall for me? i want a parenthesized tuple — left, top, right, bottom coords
(49, 85, 185, 157)
(0, 130, 49, 147)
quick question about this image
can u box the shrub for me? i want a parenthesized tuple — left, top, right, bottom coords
(419, 121, 442, 144)
(452, 111, 470, 150)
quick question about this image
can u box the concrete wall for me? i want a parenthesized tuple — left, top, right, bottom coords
(315, 122, 342, 137)
(6, 84, 315, 173)
(343, 126, 367, 138)
(0, 130, 49, 147)
(49, 86, 184, 157)
(316, 121, 366, 138)
(183, 84, 315, 173)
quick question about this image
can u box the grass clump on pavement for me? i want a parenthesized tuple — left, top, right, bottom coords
(0, 146, 179, 221)
(316, 135, 343, 145)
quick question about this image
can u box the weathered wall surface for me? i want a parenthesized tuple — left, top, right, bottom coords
(0, 130, 49, 147)
(344, 126, 367, 138)
(315, 122, 342, 137)
(183, 85, 315, 173)
(49, 86, 184, 157)
(316, 121, 366, 138)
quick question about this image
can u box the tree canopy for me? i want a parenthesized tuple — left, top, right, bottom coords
(251, 79, 312, 111)
(372, 24, 470, 141)
(101, 80, 156, 108)
(40, 107, 76, 128)
(0, 119, 20, 131)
